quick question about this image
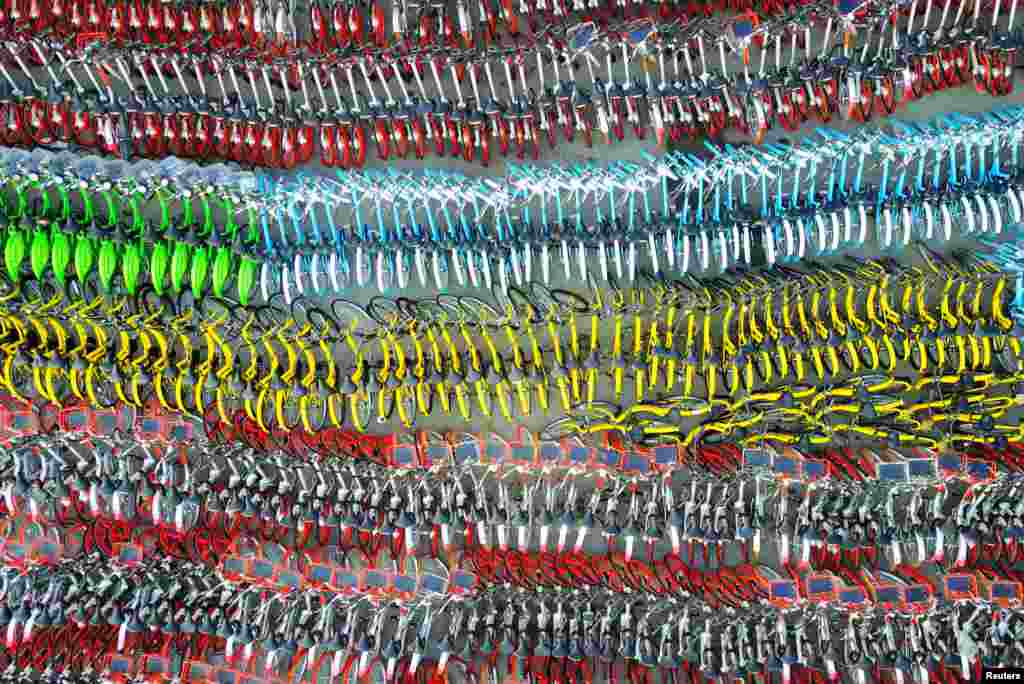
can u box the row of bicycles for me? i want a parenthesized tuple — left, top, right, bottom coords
(0, 0, 895, 48)
(0, 244, 1017, 432)
(0, 0, 1015, 165)
(1, 405, 1024, 684)
(0, 412, 1005, 571)
(0, 104, 1022, 308)
(3, 549, 1024, 684)
(0, 204, 1015, 684)
(0, 212, 1019, 683)
(0, 0, 1022, 672)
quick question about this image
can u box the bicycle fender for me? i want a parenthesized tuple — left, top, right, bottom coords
(98, 240, 118, 293)
(170, 241, 190, 294)
(237, 258, 258, 306)
(191, 247, 210, 299)
(150, 242, 169, 295)
(50, 229, 70, 287)
(30, 229, 49, 282)
(212, 248, 232, 298)
(73, 235, 95, 286)
(122, 243, 142, 295)
(4, 227, 24, 284)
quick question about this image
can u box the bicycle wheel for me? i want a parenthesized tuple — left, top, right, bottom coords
(367, 296, 406, 328)
(274, 389, 305, 433)
(529, 120, 541, 160)
(351, 124, 368, 168)
(459, 295, 503, 328)
(392, 120, 410, 159)
(332, 299, 377, 340)
(851, 81, 872, 122)
(910, 59, 926, 100)
(925, 53, 946, 91)
(350, 391, 372, 432)
(568, 401, 619, 422)
(474, 380, 495, 419)
(85, 366, 119, 409)
(325, 392, 348, 428)
(814, 84, 833, 123)
(41, 366, 72, 405)
(394, 385, 417, 429)
(550, 288, 591, 315)
(462, 121, 476, 162)
(540, 416, 581, 440)
(954, 45, 971, 85)
(777, 92, 800, 131)
(416, 379, 435, 418)
(429, 116, 446, 157)
(669, 396, 712, 417)
(480, 131, 490, 167)
(749, 96, 769, 145)
(874, 78, 896, 116)
(411, 118, 428, 159)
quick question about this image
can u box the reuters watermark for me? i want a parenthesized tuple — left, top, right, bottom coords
(982, 669, 1024, 681)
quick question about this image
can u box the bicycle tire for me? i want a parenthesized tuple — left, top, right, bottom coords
(367, 296, 406, 328)
(540, 416, 579, 441)
(332, 299, 377, 339)
(458, 295, 503, 328)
